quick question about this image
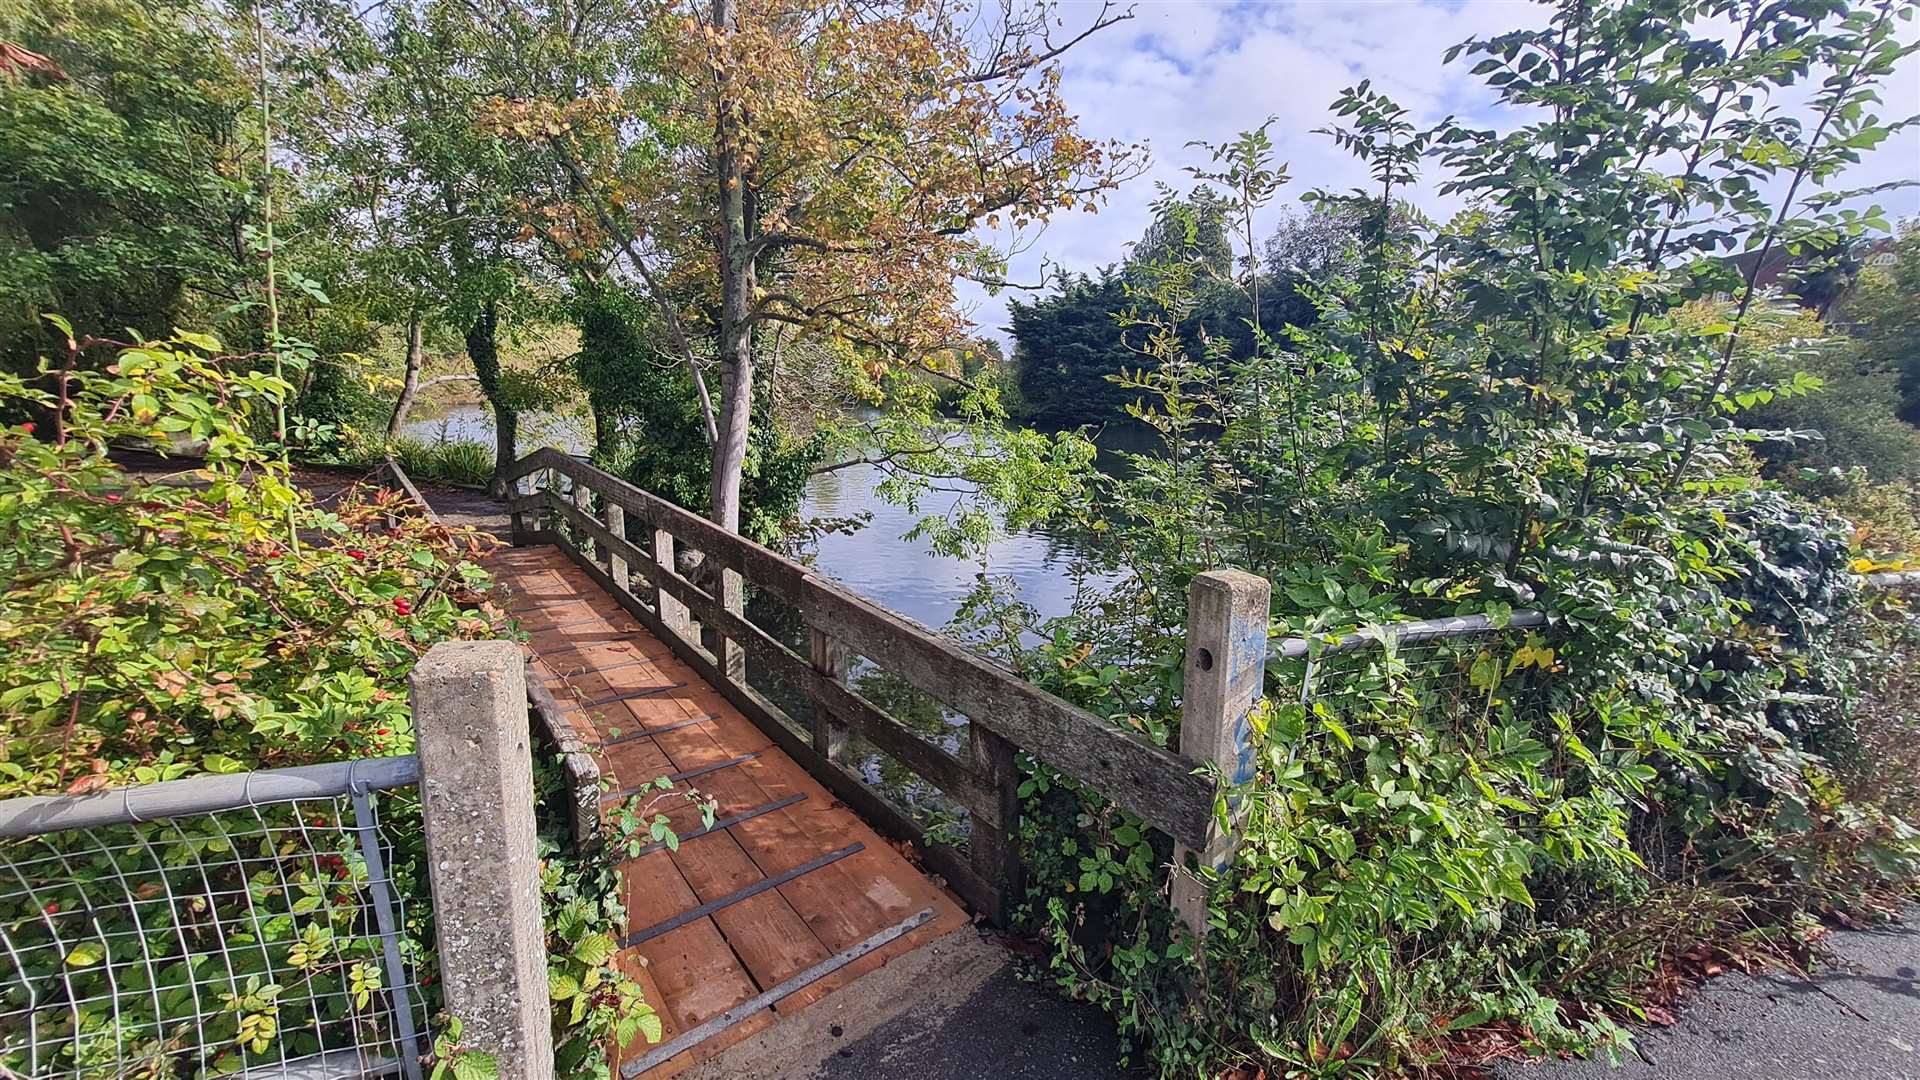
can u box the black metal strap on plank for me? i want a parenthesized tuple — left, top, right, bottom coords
(521, 615, 642, 635)
(618, 907, 936, 1079)
(599, 752, 760, 803)
(620, 793, 807, 862)
(584, 682, 686, 708)
(541, 652, 652, 678)
(622, 842, 865, 948)
(600, 714, 716, 748)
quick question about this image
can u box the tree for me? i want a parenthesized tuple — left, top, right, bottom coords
(1009, 192, 1325, 429)
(283, 0, 537, 491)
(1846, 225, 1920, 423)
(0, 0, 255, 372)
(663, 0, 1140, 532)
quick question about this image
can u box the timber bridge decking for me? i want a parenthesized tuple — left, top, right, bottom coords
(480, 449, 1242, 1078)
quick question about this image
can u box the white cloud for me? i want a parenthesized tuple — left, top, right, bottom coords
(957, 0, 1920, 345)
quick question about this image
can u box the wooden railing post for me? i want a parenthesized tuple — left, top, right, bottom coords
(968, 723, 1021, 927)
(509, 471, 533, 544)
(411, 641, 554, 1079)
(809, 628, 850, 761)
(1171, 569, 1269, 942)
(717, 568, 746, 682)
(654, 527, 691, 637)
(571, 478, 594, 563)
(605, 501, 628, 593)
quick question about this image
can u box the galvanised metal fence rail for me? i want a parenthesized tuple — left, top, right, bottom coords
(1273, 564, 1918, 729)
(0, 757, 428, 1080)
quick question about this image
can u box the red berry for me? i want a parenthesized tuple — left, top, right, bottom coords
(375, 728, 391, 736)
(392, 597, 412, 616)
(266, 550, 283, 559)
(346, 549, 367, 561)
(43, 902, 59, 915)
(105, 494, 122, 504)
(20, 422, 34, 435)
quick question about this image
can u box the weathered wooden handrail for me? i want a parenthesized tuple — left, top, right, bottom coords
(377, 456, 440, 525)
(503, 447, 1215, 920)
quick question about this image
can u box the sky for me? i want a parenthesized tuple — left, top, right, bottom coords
(956, 0, 1920, 344)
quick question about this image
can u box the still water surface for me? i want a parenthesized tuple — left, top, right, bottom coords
(405, 404, 1107, 630)
(407, 403, 1135, 831)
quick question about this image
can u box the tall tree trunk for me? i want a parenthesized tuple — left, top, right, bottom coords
(386, 317, 426, 441)
(709, 0, 753, 533)
(465, 300, 516, 497)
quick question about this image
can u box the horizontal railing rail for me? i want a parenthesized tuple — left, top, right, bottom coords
(378, 456, 440, 524)
(504, 447, 1214, 918)
(0, 755, 421, 839)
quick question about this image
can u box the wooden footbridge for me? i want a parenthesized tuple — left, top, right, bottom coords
(483, 450, 1268, 1078)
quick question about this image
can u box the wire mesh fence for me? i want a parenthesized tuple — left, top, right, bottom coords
(0, 758, 430, 1080)
(1271, 613, 1553, 759)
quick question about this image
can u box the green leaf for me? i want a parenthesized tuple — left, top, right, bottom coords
(451, 1051, 499, 1080)
(571, 933, 616, 967)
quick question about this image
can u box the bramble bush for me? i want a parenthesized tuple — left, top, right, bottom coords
(0, 324, 664, 1077)
(0, 324, 505, 794)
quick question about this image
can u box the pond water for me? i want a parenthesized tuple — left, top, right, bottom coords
(409, 401, 1134, 836)
(405, 403, 1113, 630)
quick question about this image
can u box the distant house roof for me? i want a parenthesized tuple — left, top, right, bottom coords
(0, 41, 65, 82)
(1720, 236, 1895, 290)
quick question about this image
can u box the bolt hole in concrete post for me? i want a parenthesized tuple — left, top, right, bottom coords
(1171, 570, 1270, 944)
(411, 640, 555, 1080)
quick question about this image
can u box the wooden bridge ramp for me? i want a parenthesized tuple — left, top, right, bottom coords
(489, 545, 968, 1078)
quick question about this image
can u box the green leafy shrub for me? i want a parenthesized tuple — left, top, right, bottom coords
(429, 440, 496, 488)
(0, 325, 507, 1075)
(0, 328, 505, 794)
(971, 3, 1920, 1076)
(0, 324, 670, 1076)
(387, 435, 495, 489)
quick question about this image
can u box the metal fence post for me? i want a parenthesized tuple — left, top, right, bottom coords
(1171, 569, 1270, 942)
(411, 641, 554, 1080)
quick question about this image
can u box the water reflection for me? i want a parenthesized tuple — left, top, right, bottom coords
(801, 452, 1100, 630)
(419, 401, 1128, 841)
(413, 402, 1110, 630)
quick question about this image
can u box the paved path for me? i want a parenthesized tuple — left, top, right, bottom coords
(1499, 914, 1920, 1080)
(769, 913, 1920, 1080)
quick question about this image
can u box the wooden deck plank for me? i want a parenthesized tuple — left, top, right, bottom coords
(488, 544, 969, 1078)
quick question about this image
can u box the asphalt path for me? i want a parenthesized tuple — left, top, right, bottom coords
(817, 913, 1919, 1080)
(1497, 913, 1920, 1080)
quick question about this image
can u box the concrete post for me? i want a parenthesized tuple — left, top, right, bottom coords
(1171, 569, 1269, 941)
(411, 641, 554, 1080)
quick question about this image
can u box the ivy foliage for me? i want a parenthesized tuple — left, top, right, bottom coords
(572, 286, 823, 546)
